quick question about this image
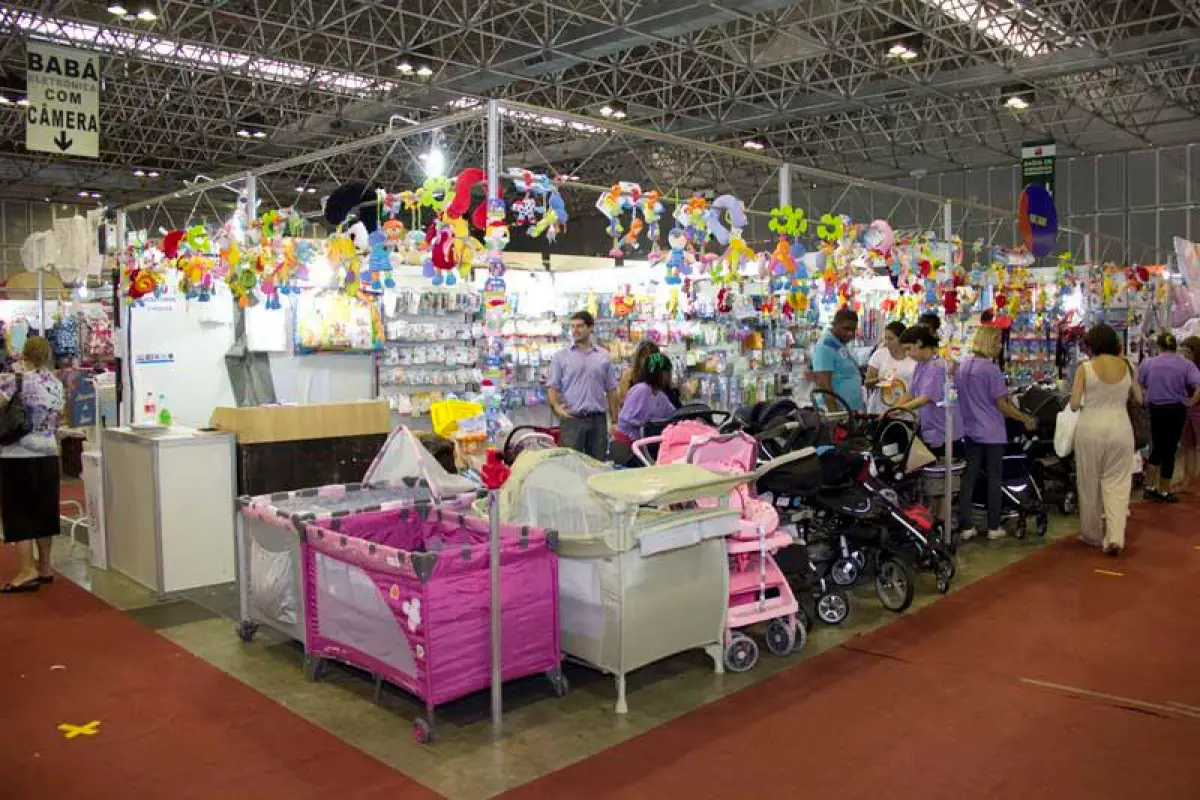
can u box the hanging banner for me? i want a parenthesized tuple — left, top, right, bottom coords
(1018, 184, 1058, 258)
(1021, 140, 1056, 198)
(25, 42, 101, 158)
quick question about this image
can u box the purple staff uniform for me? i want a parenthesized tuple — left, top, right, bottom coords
(956, 356, 1009, 444)
(549, 343, 618, 460)
(911, 358, 962, 448)
(1137, 354, 1200, 405)
(617, 382, 678, 441)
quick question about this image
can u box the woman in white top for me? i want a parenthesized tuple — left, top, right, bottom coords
(1070, 324, 1142, 556)
(865, 321, 917, 415)
(0, 337, 65, 593)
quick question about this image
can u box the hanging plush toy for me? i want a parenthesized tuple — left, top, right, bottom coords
(816, 213, 845, 243)
(364, 228, 393, 291)
(664, 227, 689, 284)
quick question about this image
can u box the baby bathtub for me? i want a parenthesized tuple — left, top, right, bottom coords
(301, 504, 563, 742)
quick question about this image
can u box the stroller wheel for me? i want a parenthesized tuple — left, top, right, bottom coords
(1014, 516, 1028, 540)
(797, 604, 813, 633)
(765, 618, 800, 657)
(816, 590, 850, 625)
(875, 557, 915, 613)
(831, 557, 859, 587)
(1059, 491, 1078, 515)
(724, 632, 759, 673)
(934, 553, 956, 594)
(1035, 511, 1049, 537)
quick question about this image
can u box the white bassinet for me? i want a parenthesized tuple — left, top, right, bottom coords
(497, 449, 754, 713)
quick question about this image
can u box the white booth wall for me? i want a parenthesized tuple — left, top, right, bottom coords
(127, 289, 375, 427)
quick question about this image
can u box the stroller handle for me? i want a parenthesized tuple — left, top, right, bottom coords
(630, 434, 663, 467)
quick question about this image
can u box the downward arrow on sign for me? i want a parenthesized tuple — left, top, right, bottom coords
(53, 131, 73, 151)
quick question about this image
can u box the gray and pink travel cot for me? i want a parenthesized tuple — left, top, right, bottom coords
(301, 503, 564, 743)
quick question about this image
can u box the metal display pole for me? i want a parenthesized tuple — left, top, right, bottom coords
(234, 174, 258, 642)
(485, 99, 504, 741)
(942, 200, 955, 543)
(115, 211, 130, 424)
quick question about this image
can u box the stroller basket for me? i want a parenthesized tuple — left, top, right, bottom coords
(919, 461, 964, 499)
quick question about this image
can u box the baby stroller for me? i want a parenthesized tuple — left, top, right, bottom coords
(502, 425, 559, 466)
(755, 402, 956, 610)
(633, 422, 806, 671)
(967, 413, 1050, 538)
(1016, 384, 1078, 514)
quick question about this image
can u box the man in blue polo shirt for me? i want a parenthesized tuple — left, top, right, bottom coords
(811, 308, 864, 411)
(549, 311, 619, 460)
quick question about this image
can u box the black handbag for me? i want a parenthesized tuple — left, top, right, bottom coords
(1125, 362, 1150, 450)
(0, 374, 31, 446)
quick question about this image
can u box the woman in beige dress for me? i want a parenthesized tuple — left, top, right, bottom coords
(1070, 324, 1143, 555)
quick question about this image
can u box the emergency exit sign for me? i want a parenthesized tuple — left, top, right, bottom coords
(25, 42, 101, 158)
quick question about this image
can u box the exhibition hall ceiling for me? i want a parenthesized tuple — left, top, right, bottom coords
(0, 0, 1196, 206)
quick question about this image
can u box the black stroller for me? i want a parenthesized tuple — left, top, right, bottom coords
(754, 403, 956, 615)
(1016, 384, 1078, 515)
(965, 413, 1050, 538)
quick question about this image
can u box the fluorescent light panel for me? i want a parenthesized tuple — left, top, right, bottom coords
(5, 10, 398, 97)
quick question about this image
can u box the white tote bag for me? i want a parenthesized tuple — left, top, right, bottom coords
(1054, 406, 1079, 458)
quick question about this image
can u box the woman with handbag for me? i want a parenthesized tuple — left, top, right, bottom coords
(1136, 333, 1200, 503)
(0, 337, 65, 593)
(1071, 325, 1142, 555)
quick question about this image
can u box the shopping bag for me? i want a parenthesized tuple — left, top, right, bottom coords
(1054, 406, 1079, 458)
(905, 436, 937, 472)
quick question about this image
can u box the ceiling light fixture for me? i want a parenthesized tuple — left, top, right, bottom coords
(251, 130, 266, 139)
(133, 168, 145, 176)
(78, 190, 89, 197)
(147, 170, 159, 177)
(236, 128, 251, 138)
(0, 95, 11, 106)
(599, 101, 627, 120)
(396, 57, 414, 75)
(15, 97, 28, 106)
(742, 139, 765, 151)
(136, 7, 158, 22)
(887, 43, 919, 61)
(1002, 85, 1034, 111)
(107, 4, 128, 16)
(420, 146, 446, 179)
(90, 192, 101, 198)
(416, 63, 434, 78)
(306, 187, 316, 194)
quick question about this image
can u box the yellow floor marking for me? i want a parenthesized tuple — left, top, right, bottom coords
(58, 721, 101, 739)
(1021, 679, 1200, 719)
(1093, 568, 1124, 577)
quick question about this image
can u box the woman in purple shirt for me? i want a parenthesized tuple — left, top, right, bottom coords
(1137, 333, 1200, 502)
(955, 326, 1037, 541)
(1176, 336, 1200, 491)
(894, 325, 962, 457)
(614, 352, 677, 460)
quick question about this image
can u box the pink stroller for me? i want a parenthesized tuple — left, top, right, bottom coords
(633, 422, 805, 672)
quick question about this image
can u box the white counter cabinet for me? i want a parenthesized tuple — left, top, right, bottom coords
(103, 426, 237, 597)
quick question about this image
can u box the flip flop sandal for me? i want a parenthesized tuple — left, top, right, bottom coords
(1, 580, 41, 594)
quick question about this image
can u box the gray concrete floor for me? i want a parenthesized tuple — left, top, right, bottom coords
(51, 510, 1083, 799)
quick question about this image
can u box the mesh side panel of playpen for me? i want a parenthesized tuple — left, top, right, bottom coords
(501, 450, 615, 535)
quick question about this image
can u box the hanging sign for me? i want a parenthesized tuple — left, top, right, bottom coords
(25, 42, 101, 159)
(1020, 140, 1055, 197)
(1018, 183, 1058, 258)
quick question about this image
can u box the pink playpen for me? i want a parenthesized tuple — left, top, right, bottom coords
(301, 503, 564, 743)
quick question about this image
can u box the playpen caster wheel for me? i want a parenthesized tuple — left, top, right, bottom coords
(304, 656, 329, 683)
(1035, 512, 1049, 537)
(546, 668, 570, 698)
(724, 633, 759, 673)
(412, 718, 434, 745)
(235, 621, 258, 643)
(817, 591, 850, 626)
(765, 619, 797, 656)
(875, 557, 915, 613)
(831, 557, 859, 587)
(1059, 492, 1078, 515)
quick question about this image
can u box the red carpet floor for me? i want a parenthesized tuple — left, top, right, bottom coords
(0, 550, 438, 800)
(508, 498, 1200, 799)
